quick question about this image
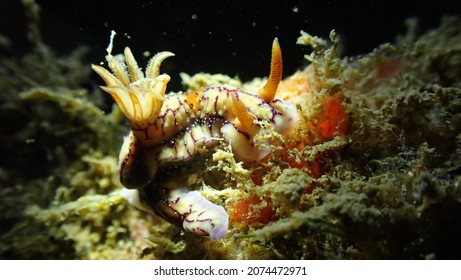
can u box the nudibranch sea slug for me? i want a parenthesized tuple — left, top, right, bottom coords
(92, 34, 298, 239)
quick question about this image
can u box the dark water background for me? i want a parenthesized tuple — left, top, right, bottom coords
(1, 0, 461, 91)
